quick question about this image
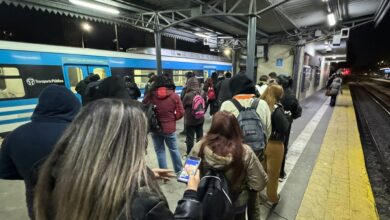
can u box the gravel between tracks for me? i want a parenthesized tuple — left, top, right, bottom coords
(350, 83, 390, 219)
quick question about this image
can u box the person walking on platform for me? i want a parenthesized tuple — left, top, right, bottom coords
(190, 111, 267, 220)
(179, 72, 196, 136)
(260, 84, 290, 207)
(327, 74, 343, 107)
(215, 71, 232, 109)
(0, 85, 81, 219)
(203, 72, 219, 117)
(34, 99, 201, 220)
(277, 75, 302, 180)
(183, 76, 206, 155)
(220, 73, 272, 160)
(143, 75, 184, 174)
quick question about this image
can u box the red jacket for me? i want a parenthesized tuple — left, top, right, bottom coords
(143, 87, 184, 134)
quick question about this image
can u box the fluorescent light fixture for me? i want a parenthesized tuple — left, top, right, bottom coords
(69, 0, 120, 15)
(322, 0, 328, 2)
(195, 33, 209, 38)
(333, 55, 337, 59)
(327, 13, 336, 26)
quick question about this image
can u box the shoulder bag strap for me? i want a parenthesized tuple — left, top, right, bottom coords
(230, 98, 245, 112)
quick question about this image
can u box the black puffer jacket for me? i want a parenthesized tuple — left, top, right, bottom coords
(270, 104, 290, 142)
(125, 187, 201, 220)
(280, 88, 302, 122)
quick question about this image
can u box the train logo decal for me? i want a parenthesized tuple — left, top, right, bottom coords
(26, 77, 36, 86)
(26, 77, 64, 86)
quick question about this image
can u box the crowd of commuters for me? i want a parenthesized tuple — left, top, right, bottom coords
(0, 68, 307, 220)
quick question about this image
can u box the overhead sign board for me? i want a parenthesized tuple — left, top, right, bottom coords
(203, 37, 217, 48)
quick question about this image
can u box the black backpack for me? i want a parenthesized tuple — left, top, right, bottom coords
(143, 104, 161, 133)
(198, 169, 234, 220)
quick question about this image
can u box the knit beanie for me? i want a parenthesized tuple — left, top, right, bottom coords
(229, 73, 256, 96)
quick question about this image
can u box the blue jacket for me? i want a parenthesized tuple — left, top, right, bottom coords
(0, 84, 81, 218)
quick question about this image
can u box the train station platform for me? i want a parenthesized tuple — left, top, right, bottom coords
(0, 88, 380, 220)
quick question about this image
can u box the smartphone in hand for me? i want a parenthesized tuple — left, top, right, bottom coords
(177, 156, 201, 183)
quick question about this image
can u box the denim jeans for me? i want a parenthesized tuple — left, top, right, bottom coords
(151, 133, 183, 173)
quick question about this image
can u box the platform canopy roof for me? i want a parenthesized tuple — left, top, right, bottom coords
(1, 0, 386, 44)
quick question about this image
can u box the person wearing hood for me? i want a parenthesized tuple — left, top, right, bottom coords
(0, 84, 81, 219)
(190, 111, 267, 220)
(143, 75, 184, 174)
(182, 76, 206, 155)
(220, 73, 272, 141)
(327, 74, 342, 107)
(276, 75, 302, 180)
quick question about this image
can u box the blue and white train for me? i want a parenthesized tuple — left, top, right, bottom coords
(0, 41, 232, 136)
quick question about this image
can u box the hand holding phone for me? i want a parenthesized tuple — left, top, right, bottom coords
(186, 170, 200, 191)
(177, 156, 201, 183)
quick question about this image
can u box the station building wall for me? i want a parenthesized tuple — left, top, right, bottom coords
(296, 42, 330, 100)
(256, 44, 294, 83)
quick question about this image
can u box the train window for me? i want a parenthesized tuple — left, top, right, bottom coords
(0, 67, 25, 99)
(67, 67, 84, 93)
(91, 68, 106, 79)
(172, 70, 187, 86)
(134, 69, 155, 88)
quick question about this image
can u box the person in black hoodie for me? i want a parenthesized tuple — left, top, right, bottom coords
(0, 84, 81, 219)
(277, 75, 302, 180)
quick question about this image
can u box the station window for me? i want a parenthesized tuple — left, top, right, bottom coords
(0, 67, 25, 99)
(67, 67, 84, 93)
(134, 69, 155, 88)
(91, 67, 106, 79)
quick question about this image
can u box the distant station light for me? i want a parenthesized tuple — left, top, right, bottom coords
(69, 0, 120, 15)
(223, 48, 231, 57)
(327, 13, 336, 26)
(82, 22, 92, 32)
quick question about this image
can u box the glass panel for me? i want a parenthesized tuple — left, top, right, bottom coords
(0, 67, 20, 76)
(173, 70, 186, 86)
(67, 67, 84, 93)
(0, 78, 25, 99)
(92, 68, 106, 79)
(134, 69, 156, 88)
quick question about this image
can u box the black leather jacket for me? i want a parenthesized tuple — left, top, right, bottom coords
(118, 187, 202, 220)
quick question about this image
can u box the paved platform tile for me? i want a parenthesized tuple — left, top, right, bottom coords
(296, 89, 379, 220)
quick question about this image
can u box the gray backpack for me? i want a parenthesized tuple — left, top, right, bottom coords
(230, 98, 266, 152)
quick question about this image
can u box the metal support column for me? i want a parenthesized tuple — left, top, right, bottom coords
(246, 15, 257, 81)
(154, 30, 163, 75)
(114, 24, 119, 51)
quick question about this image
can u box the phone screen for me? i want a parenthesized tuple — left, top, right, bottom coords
(177, 156, 201, 183)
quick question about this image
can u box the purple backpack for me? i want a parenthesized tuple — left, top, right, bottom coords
(192, 94, 206, 119)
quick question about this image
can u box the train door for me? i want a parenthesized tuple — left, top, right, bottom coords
(87, 66, 111, 79)
(63, 65, 88, 93)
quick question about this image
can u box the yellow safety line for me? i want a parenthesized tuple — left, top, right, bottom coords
(296, 88, 379, 220)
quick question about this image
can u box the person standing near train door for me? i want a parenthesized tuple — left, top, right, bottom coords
(203, 72, 218, 118)
(0, 85, 81, 219)
(143, 75, 184, 174)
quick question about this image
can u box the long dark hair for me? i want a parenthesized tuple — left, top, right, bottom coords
(199, 111, 244, 177)
(34, 99, 163, 220)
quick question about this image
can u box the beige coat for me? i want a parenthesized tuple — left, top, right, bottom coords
(190, 140, 267, 214)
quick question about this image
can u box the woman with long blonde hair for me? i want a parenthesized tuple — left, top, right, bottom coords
(260, 84, 289, 206)
(34, 99, 200, 220)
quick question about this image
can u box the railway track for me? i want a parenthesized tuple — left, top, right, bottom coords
(350, 82, 390, 219)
